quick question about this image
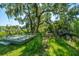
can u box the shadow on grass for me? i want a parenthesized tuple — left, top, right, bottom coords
(0, 34, 44, 56)
(47, 38, 79, 56)
(1, 34, 79, 56)
(20, 35, 79, 56)
(0, 44, 24, 56)
(20, 35, 45, 56)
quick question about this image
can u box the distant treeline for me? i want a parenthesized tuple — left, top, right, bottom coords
(0, 25, 28, 37)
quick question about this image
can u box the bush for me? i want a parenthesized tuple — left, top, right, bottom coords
(0, 32, 7, 37)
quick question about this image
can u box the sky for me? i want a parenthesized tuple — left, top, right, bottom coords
(0, 8, 58, 26)
(0, 8, 20, 26)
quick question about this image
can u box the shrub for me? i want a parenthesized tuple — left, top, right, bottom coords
(0, 32, 7, 37)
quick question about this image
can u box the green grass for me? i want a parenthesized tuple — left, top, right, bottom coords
(47, 38, 79, 56)
(0, 35, 79, 56)
(0, 34, 43, 56)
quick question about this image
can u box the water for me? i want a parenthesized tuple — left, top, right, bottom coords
(0, 35, 36, 45)
(0, 41, 10, 45)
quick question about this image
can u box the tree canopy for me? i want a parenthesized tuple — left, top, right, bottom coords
(0, 3, 79, 34)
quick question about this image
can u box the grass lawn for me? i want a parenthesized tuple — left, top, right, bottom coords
(0, 35, 79, 56)
(47, 38, 79, 56)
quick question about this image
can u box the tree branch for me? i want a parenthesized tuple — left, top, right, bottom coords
(26, 4, 33, 33)
(39, 9, 54, 18)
